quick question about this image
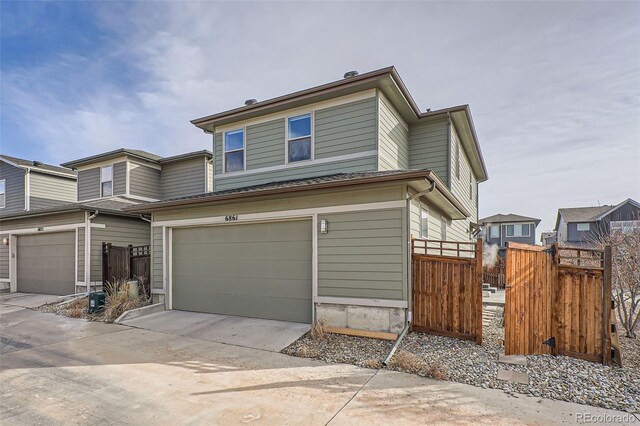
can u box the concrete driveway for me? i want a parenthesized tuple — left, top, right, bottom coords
(0, 292, 66, 309)
(0, 300, 631, 425)
(122, 310, 310, 352)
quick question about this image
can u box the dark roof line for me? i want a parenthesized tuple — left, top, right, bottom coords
(0, 196, 146, 221)
(61, 148, 163, 168)
(158, 150, 213, 164)
(0, 154, 77, 178)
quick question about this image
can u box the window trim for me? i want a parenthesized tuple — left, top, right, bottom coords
(489, 225, 499, 238)
(576, 222, 590, 231)
(506, 223, 531, 238)
(0, 179, 5, 209)
(285, 111, 314, 164)
(223, 128, 246, 173)
(100, 165, 114, 198)
(419, 205, 429, 239)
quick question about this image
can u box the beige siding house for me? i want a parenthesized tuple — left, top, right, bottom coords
(0, 149, 213, 295)
(127, 67, 489, 333)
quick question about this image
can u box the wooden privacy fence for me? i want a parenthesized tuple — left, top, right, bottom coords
(483, 256, 506, 289)
(102, 243, 151, 297)
(504, 242, 612, 364)
(411, 239, 483, 344)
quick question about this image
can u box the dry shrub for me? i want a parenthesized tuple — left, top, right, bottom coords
(389, 350, 447, 380)
(310, 321, 327, 340)
(102, 291, 146, 323)
(389, 350, 425, 374)
(67, 307, 86, 318)
(362, 359, 381, 369)
(296, 344, 317, 358)
(65, 297, 89, 310)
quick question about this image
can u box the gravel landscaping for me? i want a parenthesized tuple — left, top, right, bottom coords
(282, 306, 640, 413)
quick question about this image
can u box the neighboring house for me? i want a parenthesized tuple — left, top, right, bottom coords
(540, 231, 557, 245)
(126, 66, 489, 334)
(554, 198, 640, 247)
(0, 155, 77, 215)
(0, 149, 213, 295)
(479, 213, 541, 250)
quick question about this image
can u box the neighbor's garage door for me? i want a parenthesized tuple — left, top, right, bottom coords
(172, 220, 312, 323)
(17, 231, 75, 295)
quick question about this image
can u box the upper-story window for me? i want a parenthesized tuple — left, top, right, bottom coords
(489, 225, 499, 238)
(506, 224, 530, 237)
(420, 206, 429, 238)
(224, 129, 245, 172)
(100, 166, 113, 197)
(0, 179, 5, 208)
(577, 223, 590, 231)
(287, 113, 312, 163)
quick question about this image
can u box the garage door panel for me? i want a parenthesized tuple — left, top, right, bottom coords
(172, 221, 312, 323)
(17, 232, 75, 295)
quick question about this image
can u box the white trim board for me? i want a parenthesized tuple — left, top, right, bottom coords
(0, 223, 104, 236)
(152, 200, 406, 228)
(215, 150, 377, 180)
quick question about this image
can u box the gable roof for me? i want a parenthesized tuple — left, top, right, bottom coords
(479, 213, 541, 225)
(555, 198, 640, 230)
(158, 150, 213, 164)
(0, 154, 77, 178)
(189, 66, 488, 182)
(61, 148, 163, 168)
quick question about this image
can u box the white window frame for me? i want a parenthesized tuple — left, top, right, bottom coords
(0, 179, 5, 208)
(100, 165, 113, 198)
(489, 225, 499, 238)
(285, 112, 314, 164)
(223, 128, 246, 173)
(506, 223, 530, 237)
(420, 205, 428, 239)
(577, 223, 590, 231)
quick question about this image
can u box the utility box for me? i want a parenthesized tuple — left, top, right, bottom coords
(88, 291, 105, 313)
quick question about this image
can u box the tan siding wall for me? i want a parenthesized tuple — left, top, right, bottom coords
(378, 94, 409, 170)
(0, 211, 85, 231)
(77, 168, 100, 201)
(130, 163, 161, 199)
(318, 208, 407, 300)
(29, 172, 76, 210)
(448, 124, 478, 242)
(409, 197, 444, 240)
(152, 226, 163, 290)
(113, 162, 127, 196)
(161, 158, 206, 200)
(90, 215, 151, 282)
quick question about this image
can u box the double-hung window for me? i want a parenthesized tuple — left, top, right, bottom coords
(489, 225, 499, 238)
(100, 166, 113, 197)
(287, 113, 312, 163)
(224, 129, 245, 172)
(506, 224, 530, 237)
(420, 206, 429, 238)
(0, 179, 5, 208)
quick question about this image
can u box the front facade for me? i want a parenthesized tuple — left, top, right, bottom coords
(479, 213, 541, 249)
(130, 67, 489, 333)
(0, 149, 213, 295)
(555, 198, 640, 247)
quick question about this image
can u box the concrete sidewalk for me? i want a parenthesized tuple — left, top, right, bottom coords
(0, 304, 631, 425)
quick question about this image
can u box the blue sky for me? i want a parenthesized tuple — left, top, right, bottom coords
(1, 1, 639, 235)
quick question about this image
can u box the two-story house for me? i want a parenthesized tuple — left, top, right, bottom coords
(0, 155, 77, 215)
(479, 213, 541, 252)
(554, 198, 640, 247)
(126, 67, 489, 334)
(0, 148, 213, 295)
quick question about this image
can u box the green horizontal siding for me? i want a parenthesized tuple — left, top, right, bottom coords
(0, 162, 25, 215)
(161, 158, 206, 200)
(378, 95, 409, 170)
(0, 242, 8, 279)
(409, 118, 449, 187)
(318, 208, 407, 301)
(113, 162, 127, 196)
(246, 119, 285, 170)
(152, 226, 163, 290)
(130, 163, 161, 199)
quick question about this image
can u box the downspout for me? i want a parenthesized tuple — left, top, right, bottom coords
(24, 168, 31, 211)
(139, 215, 151, 224)
(383, 322, 410, 366)
(85, 210, 99, 293)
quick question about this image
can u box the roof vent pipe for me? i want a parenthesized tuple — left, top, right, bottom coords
(344, 70, 359, 78)
(244, 99, 257, 106)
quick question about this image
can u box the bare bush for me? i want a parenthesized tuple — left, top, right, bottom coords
(310, 321, 327, 340)
(102, 279, 148, 323)
(425, 364, 448, 380)
(362, 359, 381, 369)
(388, 350, 425, 374)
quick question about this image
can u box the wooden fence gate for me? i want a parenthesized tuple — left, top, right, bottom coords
(411, 239, 483, 344)
(483, 256, 506, 289)
(505, 242, 612, 364)
(102, 243, 151, 297)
